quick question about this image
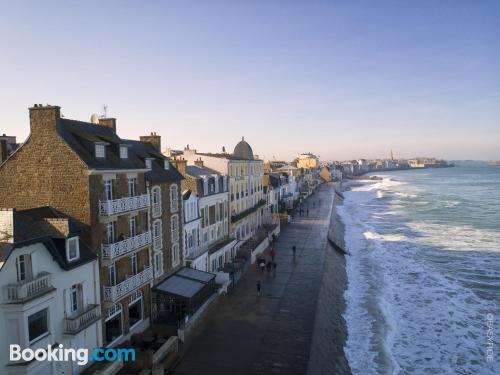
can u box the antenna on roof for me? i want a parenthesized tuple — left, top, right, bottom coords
(101, 104, 108, 118)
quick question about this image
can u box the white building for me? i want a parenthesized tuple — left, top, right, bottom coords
(0, 208, 101, 375)
(181, 138, 264, 245)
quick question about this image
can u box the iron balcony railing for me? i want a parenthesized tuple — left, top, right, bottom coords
(99, 193, 150, 217)
(102, 231, 152, 260)
(103, 266, 153, 302)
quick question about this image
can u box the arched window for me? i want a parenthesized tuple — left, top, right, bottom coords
(171, 214, 179, 243)
(170, 184, 178, 213)
(153, 219, 162, 250)
(152, 186, 162, 217)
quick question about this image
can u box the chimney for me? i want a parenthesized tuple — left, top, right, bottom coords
(98, 118, 117, 132)
(29, 104, 61, 138)
(194, 158, 204, 168)
(139, 132, 161, 152)
(0, 208, 15, 243)
(172, 158, 187, 176)
(0, 139, 7, 164)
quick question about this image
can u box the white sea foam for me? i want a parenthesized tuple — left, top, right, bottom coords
(339, 177, 500, 375)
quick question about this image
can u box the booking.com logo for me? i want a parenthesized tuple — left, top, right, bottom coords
(10, 344, 136, 366)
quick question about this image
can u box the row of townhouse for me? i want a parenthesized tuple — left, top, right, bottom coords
(0, 105, 189, 374)
(0, 105, 277, 374)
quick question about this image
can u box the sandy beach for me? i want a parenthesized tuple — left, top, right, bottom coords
(308, 184, 351, 375)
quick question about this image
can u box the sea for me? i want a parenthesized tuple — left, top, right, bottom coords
(338, 166, 500, 375)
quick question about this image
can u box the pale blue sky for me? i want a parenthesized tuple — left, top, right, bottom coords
(1, 0, 499, 160)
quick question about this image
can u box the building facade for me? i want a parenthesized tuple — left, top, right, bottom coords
(0, 105, 183, 350)
(181, 138, 264, 244)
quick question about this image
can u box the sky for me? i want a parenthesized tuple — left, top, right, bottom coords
(1, 0, 499, 161)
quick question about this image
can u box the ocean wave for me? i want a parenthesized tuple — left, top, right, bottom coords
(339, 176, 500, 375)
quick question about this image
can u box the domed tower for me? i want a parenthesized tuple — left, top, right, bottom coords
(233, 137, 254, 160)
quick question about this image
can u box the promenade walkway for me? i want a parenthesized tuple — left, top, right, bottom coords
(174, 183, 335, 375)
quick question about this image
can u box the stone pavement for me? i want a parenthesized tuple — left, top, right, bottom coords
(173, 183, 335, 375)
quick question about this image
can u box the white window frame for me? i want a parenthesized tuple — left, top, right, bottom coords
(154, 251, 164, 278)
(153, 219, 163, 250)
(172, 243, 180, 267)
(164, 159, 170, 170)
(127, 177, 136, 197)
(95, 143, 106, 158)
(120, 145, 128, 159)
(129, 216, 137, 237)
(104, 179, 113, 201)
(171, 214, 179, 243)
(170, 184, 179, 213)
(66, 237, 80, 262)
(109, 264, 116, 287)
(152, 186, 162, 217)
(27, 308, 50, 345)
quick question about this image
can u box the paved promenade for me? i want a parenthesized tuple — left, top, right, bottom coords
(174, 183, 335, 375)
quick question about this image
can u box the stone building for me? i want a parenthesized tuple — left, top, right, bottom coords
(180, 138, 265, 244)
(0, 105, 183, 348)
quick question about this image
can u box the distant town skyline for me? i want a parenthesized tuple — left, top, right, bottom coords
(1, 1, 499, 160)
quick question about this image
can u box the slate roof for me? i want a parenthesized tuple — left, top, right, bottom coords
(124, 140, 184, 183)
(185, 165, 220, 177)
(58, 119, 146, 170)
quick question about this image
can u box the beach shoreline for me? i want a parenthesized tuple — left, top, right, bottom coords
(308, 182, 351, 375)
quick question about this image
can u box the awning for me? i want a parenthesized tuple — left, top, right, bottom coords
(153, 267, 216, 299)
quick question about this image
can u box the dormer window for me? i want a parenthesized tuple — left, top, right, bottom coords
(164, 159, 170, 170)
(95, 143, 106, 158)
(66, 237, 80, 262)
(120, 145, 128, 159)
(145, 158, 154, 170)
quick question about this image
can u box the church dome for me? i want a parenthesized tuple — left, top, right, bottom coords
(233, 137, 254, 160)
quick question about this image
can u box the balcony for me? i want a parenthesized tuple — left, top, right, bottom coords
(102, 231, 152, 261)
(99, 193, 150, 217)
(64, 304, 101, 334)
(103, 266, 153, 302)
(3, 272, 54, 303)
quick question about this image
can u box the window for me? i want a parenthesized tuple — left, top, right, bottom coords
(66, 237, 80, 262)
(70, 284, 82, 313)
(128, 178, 136, 197)
(106, 221, 115, 244)
(130, 254, 138, 275)
(152, 186, 161, 217)
(105, 305, 122, 346)
(109, 264, 116, 287)
(129, 216, 137, 237)
(154, 252, 163, 276)
(15, 254, 31, 282)
(171, 214, 179, 243)
(28, 308, 49, 343)
(145, 158, 153, 169)
(120, 145, 128, 159)
(170, 184, 179, 213)
(129, 298, 143, 328)
(211, 259, 217, 272)
(164, 159, 170, 170)
(95, 144, 106, 158)
(153, 220, 162, 250)
(104, 179, 113, 201)
(172, 243, 179, 266)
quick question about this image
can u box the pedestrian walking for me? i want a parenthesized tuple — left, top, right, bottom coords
(256, 282, 261, 296)
(259, 259, 266, 273)
(270, 247, 276, 261)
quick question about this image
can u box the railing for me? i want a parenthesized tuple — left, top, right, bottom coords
(3, 272, 53, 303)
(102, 231, 152, 260)
(64, 304, 100, 334)
(99, 193, 150, 216)
(103, 267, 153, 302)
